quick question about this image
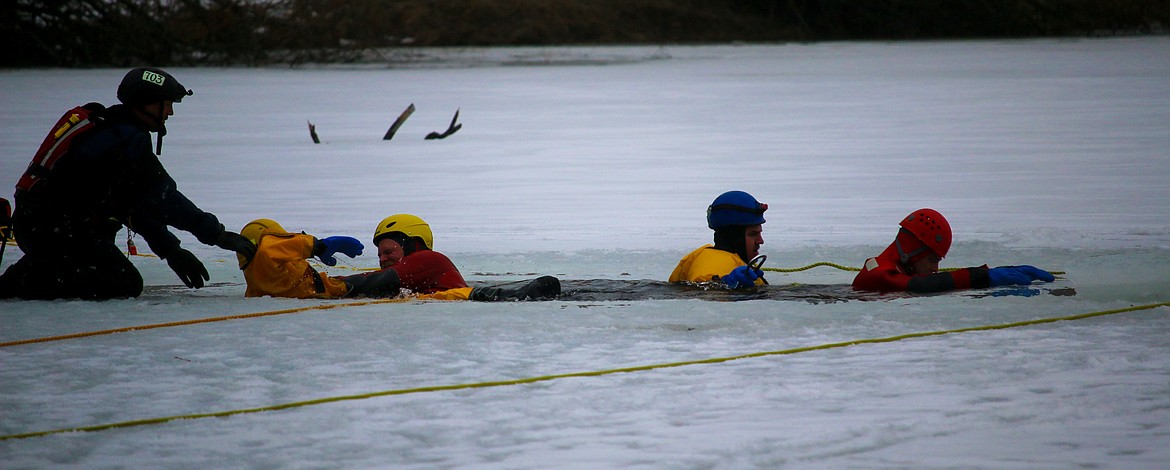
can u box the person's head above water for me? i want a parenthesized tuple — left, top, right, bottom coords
(892, 208, 952, 275)
(372, 214, 433, 269)
(706, 190, 767, 262)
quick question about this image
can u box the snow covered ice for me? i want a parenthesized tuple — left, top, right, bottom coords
(2, 37, 1170, 468)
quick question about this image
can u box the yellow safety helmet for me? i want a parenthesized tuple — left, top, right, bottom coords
(238, 218, 285, 268)
(372, 214, 433, 251)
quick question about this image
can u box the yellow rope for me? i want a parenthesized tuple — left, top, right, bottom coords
(3, 300, 1164, 441)
(764, 262, 1066, 276)
(765, 262, 860, 273)
(313, 261, 1067, 275)
(0, 298, 411, 348)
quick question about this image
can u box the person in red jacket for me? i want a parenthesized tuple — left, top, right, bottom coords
(366, 213, 559, 300)
(370, 214, 467, 295)
(852, 208, 1055, 293)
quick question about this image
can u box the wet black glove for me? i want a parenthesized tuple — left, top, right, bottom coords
(215, 231, 256, 264)
(165, 248, 209, 288)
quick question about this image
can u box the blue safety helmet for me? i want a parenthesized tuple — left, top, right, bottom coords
(707, 190, 767, 229)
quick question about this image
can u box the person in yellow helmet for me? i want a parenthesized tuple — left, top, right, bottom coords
(670, 190, 768, 288)
(357, 213, 560, 301)
(237, 218, 399, 298)
(368, 213, 468, 295)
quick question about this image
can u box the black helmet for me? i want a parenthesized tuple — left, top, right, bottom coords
(117, 67, 192, 107)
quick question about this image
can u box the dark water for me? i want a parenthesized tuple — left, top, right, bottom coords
(141, 279, 1075, 302)
(483, 278, 1076, 303)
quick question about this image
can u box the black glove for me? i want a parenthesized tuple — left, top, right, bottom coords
(215, 231, 256, 264)
(165, 248, 209, 288)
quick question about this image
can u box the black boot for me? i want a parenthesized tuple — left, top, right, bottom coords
(470, 276, 561, 301)
(515, 275, 561, 300)
(468, 285, 505, 301)
(0, 262, 20, 299)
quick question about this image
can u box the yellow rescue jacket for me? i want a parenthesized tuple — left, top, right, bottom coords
(242, 231, 350, 299)
(669, 244, 764, 286)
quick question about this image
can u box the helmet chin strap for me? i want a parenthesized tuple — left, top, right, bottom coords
(155, 127, 166, 154)
(389, 233, 417, 256)
(152, 100, 167, 154)
(896, 228, 928, 265)
(134, 101, 168, 154)
(713, 226, 750, 262)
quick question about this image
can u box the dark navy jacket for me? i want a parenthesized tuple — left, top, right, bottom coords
(14, 104, 224, 258)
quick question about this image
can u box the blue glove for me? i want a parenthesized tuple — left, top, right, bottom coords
(317, 236, 364, 266)
(1015, 265, 1056, 282)
(722, 265, 761, 289)
(988, 265, 1055, 287)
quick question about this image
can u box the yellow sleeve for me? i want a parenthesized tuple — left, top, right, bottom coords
(243, 233, 318, 298)
(415, 287, 473, 301)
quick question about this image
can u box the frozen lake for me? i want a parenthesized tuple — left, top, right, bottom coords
(2, 37, 1169, 468)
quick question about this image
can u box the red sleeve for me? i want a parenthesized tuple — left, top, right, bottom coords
(852, 257, 912, 292)
(388, 250, 468, 293)
(853, 251, 994, 294)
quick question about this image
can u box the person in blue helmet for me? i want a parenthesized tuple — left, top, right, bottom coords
(669, 190, 767, 288)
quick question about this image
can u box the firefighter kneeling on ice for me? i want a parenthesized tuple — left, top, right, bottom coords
(0, 68, 255, 300)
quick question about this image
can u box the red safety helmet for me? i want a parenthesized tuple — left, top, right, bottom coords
(896, 208, 952, 263)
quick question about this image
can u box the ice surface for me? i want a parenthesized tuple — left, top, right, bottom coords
(2, 37, 1169, 468)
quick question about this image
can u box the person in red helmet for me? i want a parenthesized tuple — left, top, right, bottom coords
(852, 208, 1054, 293)
(670, 190, 768, 288)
